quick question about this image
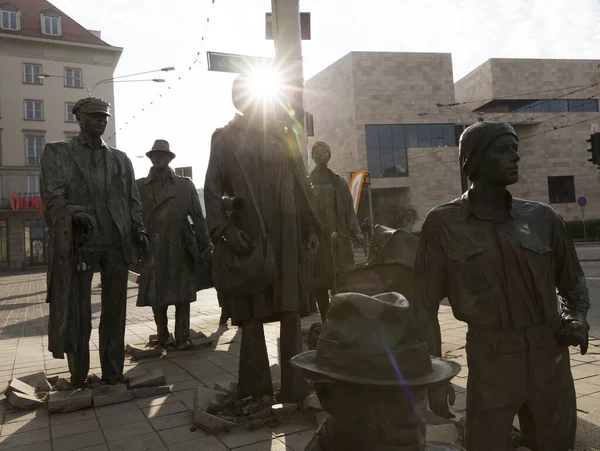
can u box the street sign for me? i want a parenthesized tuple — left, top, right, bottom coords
(265, 13, 311, 40)
(206, 51, 274, 74)
(578, 196, 588, 207)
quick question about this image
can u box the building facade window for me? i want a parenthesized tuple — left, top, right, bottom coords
(0, 6, 19, 30)
(365, 124, 456, 178)
(548, 176, 575, 204)
(0, 221, 7, 263)
(25, 136, 44, 166)
(65, 103, 76, 122)
(23, 64, 42, 84)
(41, 12, 61, 36)
(24, 100, 43, 120)
(64, 68, 83, 88)
(27, 175, 40, 193)
(24, 219, 46, 265)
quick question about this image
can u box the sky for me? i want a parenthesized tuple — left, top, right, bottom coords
(49, 0, 600, 183)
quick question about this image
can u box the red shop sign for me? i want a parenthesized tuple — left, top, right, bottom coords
(10, 193, 44, 216)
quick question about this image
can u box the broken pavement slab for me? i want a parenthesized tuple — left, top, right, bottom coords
(20, 372, 52, 392)
(302, 394, 322, 411)
(92, 383, 133, 407)
(214, 380, 238, 394)
(194, 386, 227, 413)
(133, 385, 171, 399)
(7, 391, 43, 409)
(128, 369, 166, 389)
(6, 378, 37, 397)
(194, 410, 237, 434)
(48, 388, 92, 413)
(190, 336, 214, 348)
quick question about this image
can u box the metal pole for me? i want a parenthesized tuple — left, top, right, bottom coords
(582, 205, 587, 239)
(367, 179, 374, 226)
(271, 0, 308, 159)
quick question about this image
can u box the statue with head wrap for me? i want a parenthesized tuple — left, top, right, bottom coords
(310, 141, 364, 322)
(414, 122, 589, 450)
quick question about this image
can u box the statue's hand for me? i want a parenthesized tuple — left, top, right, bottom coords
(223, 225, 251, 254)
(306, 232, 319, 256)
(557, 319, 589, 355)
(428, 383, 455, 419)
(354, 233, 365, 245)
(73, 211, 96, 230)
(135, 233, 149, 260)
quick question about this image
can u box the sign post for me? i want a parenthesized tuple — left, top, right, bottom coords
(577, 196, 588, 239)
(206, 51, 274, 74)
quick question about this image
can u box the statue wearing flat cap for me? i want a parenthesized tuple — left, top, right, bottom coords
(414, 122, 589, 450)
(136, 139, 212, 349)
(40, 96, 149, 387)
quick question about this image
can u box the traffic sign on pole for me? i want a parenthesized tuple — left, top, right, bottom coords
(206, 51, 274, 74)
(577, 196, 588, 207)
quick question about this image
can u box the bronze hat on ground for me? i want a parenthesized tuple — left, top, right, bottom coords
(146, 139, 176, 159)
(291, 291, 460, 387)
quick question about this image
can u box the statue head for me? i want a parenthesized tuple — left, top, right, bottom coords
(459, 122, 519, 187)
(72, 97, 111, 138)
(311, 141, 331, 166)
(146, 139, 176, 169)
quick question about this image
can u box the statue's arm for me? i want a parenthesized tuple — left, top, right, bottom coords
(40, 142, 84, 227)
(553, 212, 590, 321)
(204, 131, 231, 242)
(125, 156, 146, 238)
(341, 178, 361, 236)
(413, 212, 447, 357)
(186, 179, 211, 249)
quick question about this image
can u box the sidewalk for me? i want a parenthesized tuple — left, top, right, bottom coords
(1, 274, 600, 449)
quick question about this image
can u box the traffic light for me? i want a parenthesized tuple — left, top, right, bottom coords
(587, 132, 600, 165)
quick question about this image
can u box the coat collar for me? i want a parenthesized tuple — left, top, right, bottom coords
(458, 189, 517, 222)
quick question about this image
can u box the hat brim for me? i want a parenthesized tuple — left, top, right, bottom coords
(290, 351, 460, 387)
(83, 109, 111, 117)
(146, 150, 176, 159)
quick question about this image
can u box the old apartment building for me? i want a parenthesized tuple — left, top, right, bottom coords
(305, 52, 600, 230)
(0, 0, 122, 268)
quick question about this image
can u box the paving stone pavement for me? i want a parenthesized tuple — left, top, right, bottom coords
(1, 271, 600, 449)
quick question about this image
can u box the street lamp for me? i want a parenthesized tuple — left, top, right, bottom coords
(37, 66, 174, 96)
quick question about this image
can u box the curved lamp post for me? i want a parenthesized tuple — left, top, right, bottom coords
(37, 66, 174, 97)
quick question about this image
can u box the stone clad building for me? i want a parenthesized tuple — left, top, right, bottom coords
(0, 0, 122, 268)
(305, 52, 600, 230)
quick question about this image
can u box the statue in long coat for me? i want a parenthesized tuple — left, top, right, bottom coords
(204, 75, 321, 403)
(136, 140, 211, 347)
(310, 141, 363, 321)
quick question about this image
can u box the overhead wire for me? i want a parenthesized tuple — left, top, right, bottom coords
(106, 0, 218, 144)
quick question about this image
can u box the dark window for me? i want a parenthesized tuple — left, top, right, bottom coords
(548, 176, 575, 204)
(0, 220, 6, 262)
(418, 124, 431, 147)
(378, 126, 392, 149)
(444, 124, 456, 146)
(430, 124, 444, 147)
(548, 100, 568, 113)
(391, 125, 406, 148)
(406, 125, 419, 148)
(365, 125, 409, 178)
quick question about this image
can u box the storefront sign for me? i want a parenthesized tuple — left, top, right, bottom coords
(10, 193, 44, 216)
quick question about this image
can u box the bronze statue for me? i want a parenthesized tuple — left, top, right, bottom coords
(204, 74, 320, 403)
(413, 122, 590, 450)
(136, 139, 212, 349)
(40, 97, 149, 386)
(310, 142, 363, 321)
(291, 292, 462, 451)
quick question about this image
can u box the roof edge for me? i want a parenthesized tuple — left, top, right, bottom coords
(0, 31, 123, 53)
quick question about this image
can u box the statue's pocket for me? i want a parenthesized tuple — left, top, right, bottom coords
(447, 245, 490, 310)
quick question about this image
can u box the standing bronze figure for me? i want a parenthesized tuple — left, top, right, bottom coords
(204, 75, 320, 402)
(414, 122, 589, 450)
(310, 142, 363, 321)
(41, 97, 148, 386)
(136, 140, 211, 348)
(291, 292, 462, 451)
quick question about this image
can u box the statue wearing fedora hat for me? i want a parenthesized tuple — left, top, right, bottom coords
(414, 122, 590, 450)
(204, 74, 321, 402)
(40, 97, 149, 386)
(310, 141, 364, 321)
(136, 139, 212, 348)
(291, 292, 463, 451)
